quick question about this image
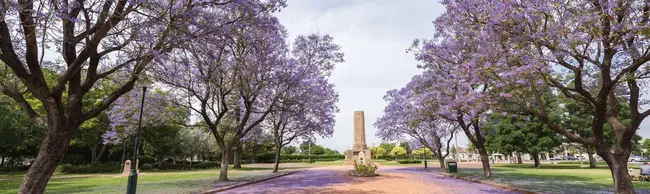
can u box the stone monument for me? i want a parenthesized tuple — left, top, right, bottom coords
(344, 111, 373, 165)
(121, 159, 140, 176)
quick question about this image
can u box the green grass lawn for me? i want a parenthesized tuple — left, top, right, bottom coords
(0, 166, 282, 194)
(448, 163, 650, 194)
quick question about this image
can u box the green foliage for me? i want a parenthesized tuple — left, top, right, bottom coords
(412, 148, 432, 157)
(0, 96, 44, 166)
(399, 142, 411, 154)
(55, 163, 121, 174)
(643, 139, 650, 150)
(190, 162, 221, 169)
(255, 153, 344, 163)
(396, 159, 422, 164)
(141, 164, 153, 170)
(379, 143, 396, 153)
(484, 113, 563, 156)
(369, 147, 387, 158)
(390, 146, 407, 158)
(298, 141, 329, 155)
(157, 162, 220, 170)
(350, 162, 377, 177)
(282, 145, 298, 154)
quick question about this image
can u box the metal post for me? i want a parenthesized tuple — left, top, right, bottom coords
(308, 141, 312, 163)
(424, 149, 428, 169)
(126, 86, 147, 194)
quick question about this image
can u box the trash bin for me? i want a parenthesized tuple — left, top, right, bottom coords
(447, 161, 458, 173)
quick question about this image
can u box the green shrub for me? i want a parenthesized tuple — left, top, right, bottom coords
(55, 163, 121, 174)
(350, 162, 377, 177)
(158, 163, 189, 170)
(157, 162, 220, 170)
(556, 161, 607, 165)
(191, 162, 220, 169)
(255, 153, 344, 163)
(141, 164, 153, 170)
(396, 159, 422, 164)
(139, 155, 156, 165)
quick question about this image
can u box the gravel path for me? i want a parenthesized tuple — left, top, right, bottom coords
(219, 166, 522, 194)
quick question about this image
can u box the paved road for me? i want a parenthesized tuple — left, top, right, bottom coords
(219, 166, 521, 194)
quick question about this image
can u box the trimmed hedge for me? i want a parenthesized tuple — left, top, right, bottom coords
(141, 163, 153, 170)
(55, 163, 121, 174)
(255, 153, 344, 163)
(158, 162, 220, 170)
(556, 161, 607, 165)
(396, 159, 422, 164)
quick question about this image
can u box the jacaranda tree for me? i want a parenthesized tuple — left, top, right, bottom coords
(0, 1, 281, 193)
(423, 1, 650, 192)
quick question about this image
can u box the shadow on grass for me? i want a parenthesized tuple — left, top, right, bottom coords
(499, 164, 610, 169)
(452, 167, 615, 194)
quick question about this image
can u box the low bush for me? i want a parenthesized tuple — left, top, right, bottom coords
(349, 162, 378, 177)
(55, 163, 121, 174)
(141, 163, 153, 170)
(396, 159, 422, 164)
(556, 161, 607, 165)
(255, 153, 344, 163)
(157, 163, 189, 170)
(191, 162, 220, 169)
(157, 162, 220, 170)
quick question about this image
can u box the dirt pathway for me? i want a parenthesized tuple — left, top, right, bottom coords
(219, 165, 522, 194)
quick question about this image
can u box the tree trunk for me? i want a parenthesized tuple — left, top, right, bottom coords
(273, 146, 281, 173)
(157, 154, 164, 168)
(587, 148, 597, 168)
(517, 152, 523, 164)
(92, 144, 108, 164)
(90, 144, 98, 164)
(233, 144, 242, 169)
(438, 156, 446, 169)
(19, 123, 76, 194)
(436, 149, 446, 169)
(532, 152, 540, 168)
(477, 148, 492, 177)
(598, 147, 635, 194)
(219, 148, 231, 181)
(1, 157, 4, 167)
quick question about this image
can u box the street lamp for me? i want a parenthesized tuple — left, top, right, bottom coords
(423, 148, 428, 169)
(126, 78, 153, 194)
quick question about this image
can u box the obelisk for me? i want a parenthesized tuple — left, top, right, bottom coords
(353, 111, 367, 150)
(344, 111, 373, 165)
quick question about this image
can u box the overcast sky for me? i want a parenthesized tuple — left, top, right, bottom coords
(274, 0, 462, 152)
(274, 0, 650, 153)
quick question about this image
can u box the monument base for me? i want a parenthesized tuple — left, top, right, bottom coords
(343, 149, 372, 165)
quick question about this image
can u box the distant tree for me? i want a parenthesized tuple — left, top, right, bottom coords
(390, 147, 407, 158)
(643, 139, 650, 151)
(0, 96, 44, 168)
(412, 148, 432, 158)
(282, 146, 298, 155)
(379, 143, 396, 154)
(72, 113, 111, 164)
(141, 125, 182, 168)
(369, 147, 387, 159)
(484, 114, 563, 168)
(399, 142, 411, 155)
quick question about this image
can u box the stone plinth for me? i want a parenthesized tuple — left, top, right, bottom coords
(121, 159, 140, 176)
